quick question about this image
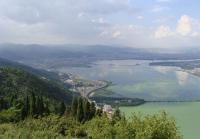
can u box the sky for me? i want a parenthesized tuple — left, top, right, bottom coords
(0, 0, 200, 48)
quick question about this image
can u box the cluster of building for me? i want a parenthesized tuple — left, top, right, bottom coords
(92, 100, 114, 119)
(59, 72, 115, 118)
(102, 104, 114, 119)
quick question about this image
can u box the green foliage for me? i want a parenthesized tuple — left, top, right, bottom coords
(76, 97, 84, 122)
(129, 111, 182, 139)
(30, 92, 36, 116)
(0, 98, 8, 110)
(89, 102, 96, 119)
(0, 110, 182, 139)
(71, 97, 97, 123)
(71, 96, 78, 117)
(0, 67, 73, 122)
(57, 102, 66, 116)
(83, 99, 91, 121)
(0, 67, 72, 105)
(0, 107, 21, 123)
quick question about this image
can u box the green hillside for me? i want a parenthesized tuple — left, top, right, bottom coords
(0, 57, 60, 82)
(0, 67, 72, 122)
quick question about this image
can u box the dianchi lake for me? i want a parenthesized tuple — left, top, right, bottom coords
(57, 60, 200, 139)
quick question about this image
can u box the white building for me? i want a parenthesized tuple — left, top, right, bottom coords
(103, 105, 113, 113)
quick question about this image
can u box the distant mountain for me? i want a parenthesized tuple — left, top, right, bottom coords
(1, 43, 200, 69)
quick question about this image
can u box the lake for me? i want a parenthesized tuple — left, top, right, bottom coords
(58, 60, 200, 101)
(120, 102, 200, 139)
(57, 60, 200, 138)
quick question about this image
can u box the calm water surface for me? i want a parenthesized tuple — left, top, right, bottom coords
(58, 60, 200, 101)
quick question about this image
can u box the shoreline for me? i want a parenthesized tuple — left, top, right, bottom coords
(87, 80, 112, 98)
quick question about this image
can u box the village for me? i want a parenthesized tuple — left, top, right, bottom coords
(58, 72, 116, 117)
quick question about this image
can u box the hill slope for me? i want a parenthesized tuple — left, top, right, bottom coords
(0, 67, 72, 104)
(0, 67, 73, 122)
(0, 57, 60, 81)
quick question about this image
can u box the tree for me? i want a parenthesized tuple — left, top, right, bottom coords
(58, 102, 66, 116)
(112, 108, 121, 121)
(71, 97, 78, 117)
(64, 106, 71, 117)
(95, 108, 103, 117)
(44, 101, 50, 115)
(39, 97, 45, 115)
(9, 95, 15, 107)
(21, 96, 30, 119)
(36, 96, 44, 116)
(30, 92, 36, 116)
(83, 99, 90, 121)
(89, 102, 96, 119)
(0, 98, 7, 110)
(76, 97, 84, 122)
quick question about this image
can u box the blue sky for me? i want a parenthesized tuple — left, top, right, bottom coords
(0, 0, 200, 48)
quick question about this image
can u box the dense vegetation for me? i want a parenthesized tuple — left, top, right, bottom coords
(0, 67, 182, 138)
(0, 58, 60, 81)
(0, 108, 182, 139)
(0, 57, 74, 90)
(0, 67, 72, 122)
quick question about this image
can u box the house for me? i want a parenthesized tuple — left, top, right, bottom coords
(103, 104, 114, 119)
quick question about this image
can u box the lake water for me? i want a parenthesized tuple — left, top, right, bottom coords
(120, 102, 200, 139)
(57, 60, 200, 138)
(58, 60, 200, 101)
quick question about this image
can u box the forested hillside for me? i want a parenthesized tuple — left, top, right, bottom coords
(0, 58, 60, 81)
(0, 67, 72, 122)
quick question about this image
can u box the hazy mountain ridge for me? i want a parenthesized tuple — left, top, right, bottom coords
(1, 43, 199, 70)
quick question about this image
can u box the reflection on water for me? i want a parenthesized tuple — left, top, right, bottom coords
(176, 71, 189, 86)
(57, 60, 200, 101)
(153, 66, 178, 74)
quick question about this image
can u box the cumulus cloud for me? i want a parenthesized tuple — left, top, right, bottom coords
(155, 15, 200, 40)
(176, 15, 192, 36)
(112, 31, 121, 38)
(155, 25, 173, 39)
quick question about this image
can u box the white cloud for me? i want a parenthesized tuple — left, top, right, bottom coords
(191, 32, 199, 37)
(91, 17, 108, 24)
(0, 0, 200, 48)
(0, 0, 136, 44)
(112, 31, 121, 38)
(176, 15, 192, 36)
(155, 15, 200, 40)
(154, 25, 173, 39)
